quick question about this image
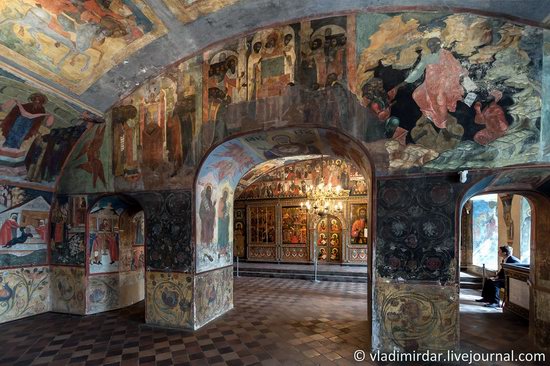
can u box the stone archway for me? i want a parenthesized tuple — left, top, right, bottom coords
(193, 126, 375, 337)
(458, 166, 550, 352)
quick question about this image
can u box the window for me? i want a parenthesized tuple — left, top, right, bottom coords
(471, 194, 499, 271)
(519, 197, 531, 264)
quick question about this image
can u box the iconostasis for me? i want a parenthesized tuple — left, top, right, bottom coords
(234, 158, 369, 264)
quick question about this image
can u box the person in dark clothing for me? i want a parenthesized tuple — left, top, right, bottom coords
(3, 227, 33, 248)
(476, 245, 520, 307)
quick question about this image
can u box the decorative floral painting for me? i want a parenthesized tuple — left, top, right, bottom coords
(146, 271, 193, 329)
(194, 266, 233, 329)
(87, 274, 119, 314)
(0, 266, 49, 323)
(50, 266, 85, 314)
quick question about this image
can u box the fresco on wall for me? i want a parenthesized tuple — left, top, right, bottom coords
(146, 271, 193, 329)
(119, 270, 144, 307)
(376, 177, 458, 282)
(137, 190, 192, 272)
(50, 266, 85, 314)
(57, 121, 112, 194)
(113, 57, 202, 191)
(88, 196, 142, 274)
(471, 194, 499, 270)
(236, 157, 367, 200)
(50, 195, 87, 266)
(356, 13, 542, 172)
(194, 266, 233, 329)
(0, 71, 103, 187)
(0, 266, 49, 323)
(87, 274, 118, 314)
(489, 167, 550, 190)
(0, 0, 167, 94)
(196, 139, 262, 272)
(111, 13, 542, 183)
(196, 128, 372, 273)
(375, 283, 458, 352)
(163, 0, 239, 23)
(0, 185, 51, 267)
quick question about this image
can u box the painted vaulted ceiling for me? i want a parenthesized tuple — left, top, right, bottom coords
(0, 0, 549, 114)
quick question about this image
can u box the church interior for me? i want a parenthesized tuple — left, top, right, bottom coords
(0, 0, 549, 365)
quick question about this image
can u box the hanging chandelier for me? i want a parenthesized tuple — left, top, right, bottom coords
(300, 182, 344, 216)
(299, 155, 347, 217)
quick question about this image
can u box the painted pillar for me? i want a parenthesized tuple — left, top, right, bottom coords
(50, 195, 88, 315)
(373, 175, 462, 352)
(135, 191, 195, 329)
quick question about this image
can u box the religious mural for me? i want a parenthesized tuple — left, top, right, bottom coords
(0, 0, 167, 94)
(163, 0, 239, 24)
(0, 71, 103, 187)
(196, 139, 261, 272)
(356, 13, 542, 172)
(57, 121, 112, 194)
(113, 57, 202, 191)
(146, 271, 193, 329)
(520, 197, 531, 263)
(88, 199, 120, 274)
(88, 196, 143, 274)
(350, 204, 368, 244)
(50, 195, 87, 266)
(237, 158, 367, 200)
(194, 266, 233, 329)
(0, 185, 51, 267)
(50, 266, 85, 314)
(112, 12, 542, 192)
(196, 128, 371, 272)
(0, 266, 49, 323)
(86, 201, 144, 315)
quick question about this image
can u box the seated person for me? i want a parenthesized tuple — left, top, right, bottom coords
(476, 245, 520, 307)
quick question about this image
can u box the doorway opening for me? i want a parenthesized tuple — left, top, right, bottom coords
(459, 191, 534, 351)
(232, 155, 369, 270)
(194, 127, 375, 349)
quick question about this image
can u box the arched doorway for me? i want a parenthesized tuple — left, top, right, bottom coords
(194, 127, 374, 344)
(85, 195, 145, 314)
(458, 167, 550, 353)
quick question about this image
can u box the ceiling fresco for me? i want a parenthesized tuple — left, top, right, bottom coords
(0, 1, 548, 111)
(0, 0, 167, 95)
(162, 0, 240, 24)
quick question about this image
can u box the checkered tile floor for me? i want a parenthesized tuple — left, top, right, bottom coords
(0, 277, 369, 366)
(0, 278, 546, 366)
